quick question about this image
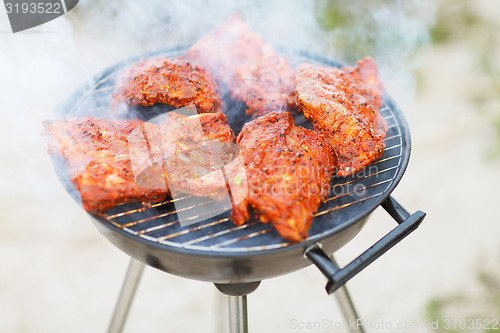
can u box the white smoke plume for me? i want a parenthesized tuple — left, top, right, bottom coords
(69, 0, 436, 106)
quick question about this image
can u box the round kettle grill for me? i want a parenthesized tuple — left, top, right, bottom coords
(54, 46, 426, 333)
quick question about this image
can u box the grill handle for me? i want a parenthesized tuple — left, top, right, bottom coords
(304, 196, 426, 295)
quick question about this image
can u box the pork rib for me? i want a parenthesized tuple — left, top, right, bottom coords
(231, 111, 335, 242)
(294, 57, 388, 176)
(112, 56, 223, 115)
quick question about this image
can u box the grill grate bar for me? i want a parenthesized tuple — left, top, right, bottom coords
(106, 196, 191, 219)
(74, 87, 109, 108)
(371, 154, 401, 165)
(94, 84, 115, 91)
(325, 178, 393, 204)
(108, 219, 127, 229)
(94, 71, 120, 87)
(68, 73, 120, 116)
(138, 234, 161, 243)
(228, 242, 290, 251)
(136, 220, 178, 235)
(78, 85, 115, 98)
(182, 221, 258, 245)
(383, 143, 402, 152)
(210, 228, 275, 248)
(314, 192, 382, 217)
(69, 105, 108, 118)
(75, 95, 112, 108)
(330, 164, 399, 189)
(384, 133, 402, 141)
(157, 217, 234, 241)
(123, 208, 178, 228)
(119, 199, 213, 229)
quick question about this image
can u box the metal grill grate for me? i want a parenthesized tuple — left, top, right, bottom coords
(60, 47, 407, 253)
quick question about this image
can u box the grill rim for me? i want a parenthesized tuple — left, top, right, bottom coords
(57, 46, 411, 259)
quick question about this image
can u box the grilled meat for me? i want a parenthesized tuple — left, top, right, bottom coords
(112, 56, 223, 115)
(43, 111, 236, 214)
(175, 111, 335, 242)
(230, 111, 336, 242)
(294, 57, 388, 176)
(157, 111, 237, 193)
(43, 117, 169, 213)
(186, 14, 295, 118)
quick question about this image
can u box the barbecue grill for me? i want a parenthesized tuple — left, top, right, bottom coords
(53, 45, 426, 333)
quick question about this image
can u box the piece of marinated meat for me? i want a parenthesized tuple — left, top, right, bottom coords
(294, 57, 388, 176)
(186, 14, 295, 118)
(112, 56, 223, 115)
(226, 111, 336, 242)
(43, 112, 236, 214)
(43, 117, 169, 213)
(157, 111, 237, 193)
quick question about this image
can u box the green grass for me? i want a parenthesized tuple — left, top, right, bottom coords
(425, 270, 500, 332)
(429, 0, 481, 45)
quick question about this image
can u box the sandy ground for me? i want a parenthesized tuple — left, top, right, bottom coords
(1, 2, 500, 332)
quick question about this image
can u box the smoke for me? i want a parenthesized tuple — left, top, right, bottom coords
(0, 17, 79, 207)
(68, 0, 436, 105)
(311, 0, 437, 107)
(68, 0, 322, 54)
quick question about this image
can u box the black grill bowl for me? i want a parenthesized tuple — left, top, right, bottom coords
(55, 46, 414, 284)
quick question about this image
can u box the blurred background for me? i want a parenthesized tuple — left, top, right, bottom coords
(1, 0, 499, 332)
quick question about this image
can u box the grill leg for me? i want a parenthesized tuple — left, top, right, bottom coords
(228, 295, 248, 333)
(107, 258, 145, 333)
(330, 255, 365, 333)
(334, 285, 365, 333)
(214, 282, 260, 333)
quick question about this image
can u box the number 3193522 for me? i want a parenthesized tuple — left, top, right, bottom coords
(442, 318, 498, 330)
(5, 2, 63, 14)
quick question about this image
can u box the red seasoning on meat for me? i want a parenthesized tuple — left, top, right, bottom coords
(112, 56, 223, 114)
(157, 111, 237, 193)
(43, 117, 169, 213)
(231, 111, 336, 242)
(294, 57, 388, 176)
(43, 111, 236, 214)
